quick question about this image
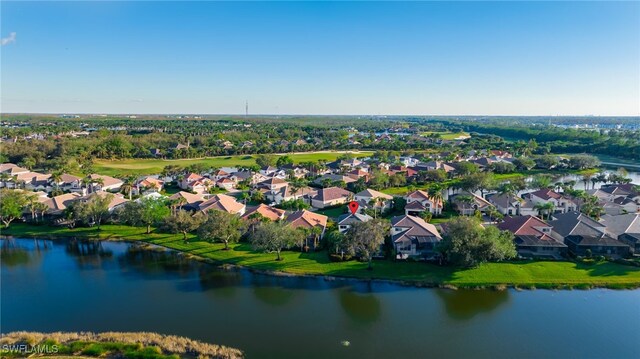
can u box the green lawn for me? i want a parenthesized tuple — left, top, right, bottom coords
(314, 205, 348, 219)
(3, 223, 640, 289)
(93, 151, 373, 176)
(419, 131, 470, 140)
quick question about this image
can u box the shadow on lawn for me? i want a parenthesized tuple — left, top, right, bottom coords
(577, 261, 640, 277)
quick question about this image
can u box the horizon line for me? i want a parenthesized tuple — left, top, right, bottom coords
(3, 112, 640, 118)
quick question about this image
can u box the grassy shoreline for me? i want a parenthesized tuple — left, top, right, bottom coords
(0, 331, 242, 359)
(3, 223, 640, 290)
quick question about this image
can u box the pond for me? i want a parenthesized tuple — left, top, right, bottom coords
(2, 238, 639, 358)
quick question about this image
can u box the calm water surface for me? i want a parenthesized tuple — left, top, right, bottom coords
(2, 238, 639, 358)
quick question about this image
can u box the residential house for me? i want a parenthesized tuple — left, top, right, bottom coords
(497, 215, 567, 259)
(39, 192, 83, 216)
(486, 193, 524, 216)
(404, 190, 443, 216)
(337, 212, 373, 233)
(198, 194, 246, 215)
(242, 204, 286, 221)
(525, 189, 577, 213)
(51, 173, 82, 192)
(168, 191, 207, 211)
(600, 214, 640, 254)
(264, 185, 317, 205)
(451, 192, 493, 216)
(286, 210, 328, 239)
(420, 161, 456, 173)
(83, 192, 129, 212)
(259, 166, 279, 176)
(180, 173, 213, 194)
(134, 176, 164, 195)
(313, 174, 357, 187)
(346, 169, 370, 182)
(390, 215, 442, 260)
(257, 177, 289, 191)
(86, 174, 123, 193)
(310, 187, 353, 209)
(549, 212, 630, 258)
(354, 189, 393, 213)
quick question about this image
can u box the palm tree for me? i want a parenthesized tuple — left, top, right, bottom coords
(428, 185, 444, 215)
(239, 192, 249, 205)
(50, 171, 63, 192)
(534, 202, 555, 220)
(368, 198, 383, 219)
(121, 176, 135, 200)
(456, 195, 474, 216)
(34, 202, 49, 222)
(310, 225, 323, 249)
(26, 194, 39, 222)
(0, 172, 11, 188)
(486, 206, 502, 223)
(582, 173, 593, 190)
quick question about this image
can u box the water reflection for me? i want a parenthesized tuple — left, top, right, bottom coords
(65, 239, 113, 269)
(251, 276, 298, 306)
(1, 238, 50, 268)
(191, 268, 244, 298)
(118, 244, 196, 277)
(436, 289, 510, 320)
(338, 285, 382, 324)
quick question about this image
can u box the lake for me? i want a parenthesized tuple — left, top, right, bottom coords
(2, 238, 639, 358)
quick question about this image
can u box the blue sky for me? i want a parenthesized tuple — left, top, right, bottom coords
(1, 1, 639, 115)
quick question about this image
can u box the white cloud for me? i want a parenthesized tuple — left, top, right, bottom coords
(1, 32, 17, 46)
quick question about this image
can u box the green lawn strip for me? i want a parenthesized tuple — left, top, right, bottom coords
(3, 223, 640, 288)
(92, 151, 374, 176)
(419, 131, 470, 140)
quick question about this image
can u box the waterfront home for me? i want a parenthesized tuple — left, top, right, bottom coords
(451, 192, 494, 216)
(242, 204, 286, 221)
(588, 185, 640, 215)
(600, 214, 640, 254)
(337, 212, 373, 233)
(497, 215, 567, 259)
(286, 209, 328, 238)
(198, 194, 246, 216)
(404, 190, 443, 216)
(525, 189, 577, 213)
(390, 215, 442, 260)
(310, 187, 353, 209)
(354, 189, 393, 213)
(83, 192, 129, 212)
(39, 192, 83, 216)
(549, 212, 630, 258)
